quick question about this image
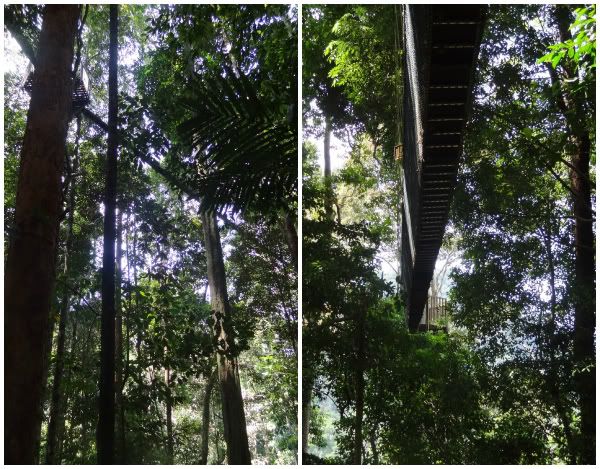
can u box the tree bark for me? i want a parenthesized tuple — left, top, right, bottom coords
(552, 7, 596, 463)
(45, 117, 82, 465)
(200, 368, 217, 465)
(97, 5, 118, 464)
(4, 5, 79, 464)
(571, 131, 595, 465)
(201, 210, 251, 464)
(115, 210, 125, 463)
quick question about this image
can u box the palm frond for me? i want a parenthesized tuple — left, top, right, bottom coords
(178, 67, 297, 214)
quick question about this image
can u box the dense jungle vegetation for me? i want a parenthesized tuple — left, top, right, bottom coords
(302, 4, 595, 464)
(4, 4, 297, 464)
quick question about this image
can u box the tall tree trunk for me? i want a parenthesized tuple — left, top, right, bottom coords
(201, 210, 251, 464)
(552, 7, 596, 463)
(122, 213, 133, 462)
(132, 218, 142, 360)
(115, 210, 125, 463)
(45, 116, 82, 465)
(165, 365, 174, 464)
(4, 5, 79, 464)
(200, 369, 217, 465)
(98, 5, 119, 464)
(352, 310, 366, 465)
(571, 132, 595, 465)
(323, 115, 334, 220)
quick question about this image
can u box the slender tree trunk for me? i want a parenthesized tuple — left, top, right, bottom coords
(4, 11, 37, 65)
(60, 320, 78, 461)
(132, 219, 142, 360)
(323, 116, 332, 179)
(46, 117, 82, 465)
(335, 203, 343, 224)
(543, 224, 577, 464)
(369, 430, 379, 465)
(4, 6, 79, 464)
(38, 298, 59, 463)
(353, 310, 366, 465)
(323, 115, 334, 220)
(201, 210, 251, 464)
(552, 8, 596, 463)
(570, 133, 595, 464)
(60, 311, 79, 461)
(214, 409, 225, 466)
(165, 365, 174, 464)
(200, 369, 217, 465)
(115, 210, 125, 463)
(98, 5, 118, 464)
(122, 213, 132, 462)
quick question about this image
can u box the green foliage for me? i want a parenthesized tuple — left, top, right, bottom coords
(138, 4, 298, 216)
(360, 314, 490, 465)
(6, 5, 297, 464)
(178, 68, 297, 214)
(225, 210, 297, 464)
(3, 73, 28, 246)
(302, 4, 354, 135)
(449, 4, 595, 464)
(538, 5, 596, 72)
(325, 5, 399, 154)
(303, 3, 594, 465)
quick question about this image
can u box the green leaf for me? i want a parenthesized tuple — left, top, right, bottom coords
(551, 52, 562, 69)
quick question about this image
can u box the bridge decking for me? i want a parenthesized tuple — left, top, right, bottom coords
(400, 5, 485, 331)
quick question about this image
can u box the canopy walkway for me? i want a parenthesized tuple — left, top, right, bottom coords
(399, 5, 486, 331)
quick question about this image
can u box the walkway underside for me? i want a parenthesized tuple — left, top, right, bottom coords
(401, 5, 485, 331)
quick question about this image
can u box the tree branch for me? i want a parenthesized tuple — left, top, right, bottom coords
(81, 107, 109, 132)
(80, 108, 203, 200)
(558, 155, 592, 183)
(545, 162, 578, 199)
